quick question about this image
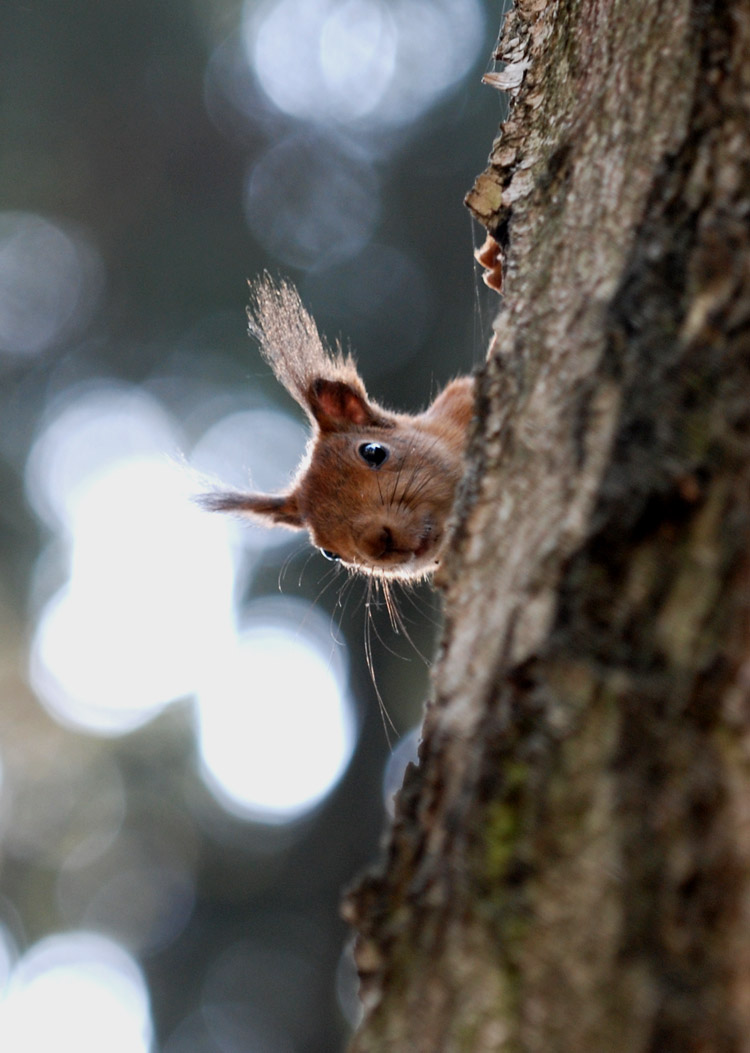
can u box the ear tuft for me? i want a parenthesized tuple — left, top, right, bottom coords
(308, 379, 393, 432)
(196, 490, 304, 529)
(248, 277, 360, 419)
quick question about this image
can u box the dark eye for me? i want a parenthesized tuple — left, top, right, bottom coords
(320, 549, 341, 562)
(358, 442, 389, 468)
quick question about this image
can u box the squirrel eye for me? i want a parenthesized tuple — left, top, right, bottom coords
(320, 549, 341, 562)
(358, 442, 389, 468)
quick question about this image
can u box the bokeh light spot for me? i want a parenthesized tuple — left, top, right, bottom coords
(0, 925, 15, 999)
(320, 0, 397, 120)
(244, 0, 485, 130)
(25, 386, 180, 531)
(0, 932, 152, 1053)
(191, 406, 308, 551)
(26, 387, 236, 736)
(0, 212, 103, 357)
(196, 600, 356, 823)
(244, 132, 380, 270)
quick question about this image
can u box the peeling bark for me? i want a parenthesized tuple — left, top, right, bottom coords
(344, 0, 750, 1050)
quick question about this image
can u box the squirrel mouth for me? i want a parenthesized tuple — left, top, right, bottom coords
(360, 518, 440, 574)
(367, 521, 441, 578)
(413, 534, 432, 559)
(413, 518, 439, 560)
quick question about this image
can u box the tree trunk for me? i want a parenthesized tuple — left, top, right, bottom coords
(343, 0, 750, 1050)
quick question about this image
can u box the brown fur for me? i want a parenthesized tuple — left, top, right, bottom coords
(200, 277, 474, 580)
(247, 277, 366, 420)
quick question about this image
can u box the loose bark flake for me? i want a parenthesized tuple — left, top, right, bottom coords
(345, 1, 750, 1050)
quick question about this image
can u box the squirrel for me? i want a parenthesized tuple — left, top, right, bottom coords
(200, 277, 475, 580)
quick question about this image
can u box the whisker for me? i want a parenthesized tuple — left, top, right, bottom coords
(278, 549, 297, 591)
(376, 464, 385, 508)
(394, 580, 443, 632)
(379, 580, 437, 666)
(382, 577, 401, 634)
(364, 578, 413, 660)
(388, 451, 408, 512)
(301, 559, 345, 620)
(294, 546, 320, 589)
(396, 455, 427, 511)
(329, 571, 360, 646)
(398, 467, 435, 508)
(364, 579, 398, 748)
(394, 433, 445, 509)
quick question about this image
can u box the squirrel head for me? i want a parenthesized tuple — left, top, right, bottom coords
(200, 278, 473, 580)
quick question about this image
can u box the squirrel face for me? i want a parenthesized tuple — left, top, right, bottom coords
(200, 279, 474, 580)
(296, 405, 469, 577)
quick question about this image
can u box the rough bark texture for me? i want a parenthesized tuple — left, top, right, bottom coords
(344, 0, 750, 1050)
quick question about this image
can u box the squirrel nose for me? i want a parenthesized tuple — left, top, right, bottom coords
(362, 525, 395, 561)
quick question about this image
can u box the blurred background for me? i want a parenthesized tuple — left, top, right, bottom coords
(0, 0, 506, 1049)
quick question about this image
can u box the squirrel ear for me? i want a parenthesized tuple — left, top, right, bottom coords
(308, 379, 392, 432)
(425, 376, 475, 431)
(198, 490, 304, 528)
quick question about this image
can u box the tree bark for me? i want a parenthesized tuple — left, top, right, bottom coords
(343, 0, 750, 1050)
